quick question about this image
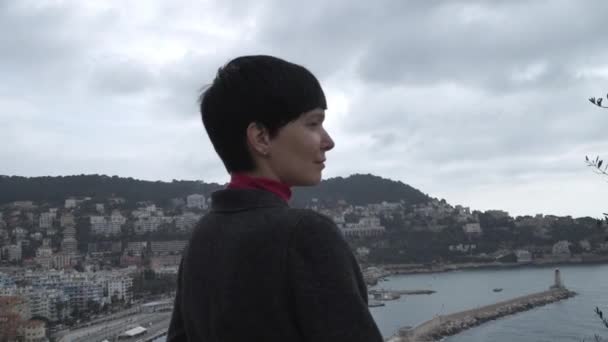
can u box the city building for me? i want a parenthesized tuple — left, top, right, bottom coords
(463, 223, 482, 236)
(63, 282, 104, 312)
(449, 244, 477, 253)
(340, 216, 386, 238)
(59, 213, 75, 228)
(13, 227, 28, 240)
(90, 216, 108, 235)
(39, 212, 54, 230)
(27, 289, 70, 322)
(150, 240, 188, 255)
(106, 277, 133, 304)
(150, 255, 182, 270)
(0, 296, 32, 320)
(52, 254, 73, 269)
(64, 198, 78, 209)
(2, 244, 22, 262)
(96, 203, 105, 214)
(175, 212, 202, 232)
(125, 242, 148, 256)
(22, 319, 47, 342)
(11, 201, 36, 210)
(552, 240, 571, 258)
(108, 210, 126, 234)
(134, 216, 169, 235)
(186, 194, 207, 209)
(61, 226, 78, 255)
(0, 272, 17, 296)
(515, 250, 533, 263)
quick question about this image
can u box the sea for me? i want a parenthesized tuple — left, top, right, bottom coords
(370, 263, 608, 341)
(155, 263, 608, 341)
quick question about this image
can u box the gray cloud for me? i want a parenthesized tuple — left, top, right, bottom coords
(1, 0, 608, 217)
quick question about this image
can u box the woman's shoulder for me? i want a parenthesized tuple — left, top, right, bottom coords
(287, 208, 336, 228)
(286, 208, 344, 245)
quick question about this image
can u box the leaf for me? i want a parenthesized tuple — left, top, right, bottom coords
(599, 98, 604, 106)
(590, 97, 597, 104)
(586, 155, 589, 161)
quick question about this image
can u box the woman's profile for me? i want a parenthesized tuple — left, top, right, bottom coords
(167, 55, 383, 341)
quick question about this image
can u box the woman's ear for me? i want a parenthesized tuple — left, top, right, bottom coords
(246, 122, 271, 157)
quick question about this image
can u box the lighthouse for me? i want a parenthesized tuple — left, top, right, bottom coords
(551, 268, 563, 289)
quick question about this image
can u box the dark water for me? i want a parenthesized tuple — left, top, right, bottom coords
(369, 264, 608, 341)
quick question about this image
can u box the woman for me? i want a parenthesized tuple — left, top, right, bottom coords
(168, 55, 383, 341)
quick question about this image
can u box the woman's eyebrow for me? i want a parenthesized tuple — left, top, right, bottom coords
(307, 113, 325, 120)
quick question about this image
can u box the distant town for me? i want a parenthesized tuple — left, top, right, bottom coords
(1, 174, 608, 341)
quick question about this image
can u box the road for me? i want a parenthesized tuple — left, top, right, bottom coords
(57, 312, 171, 342)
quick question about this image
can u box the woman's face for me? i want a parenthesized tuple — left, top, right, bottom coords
(267, 108, 335, 186)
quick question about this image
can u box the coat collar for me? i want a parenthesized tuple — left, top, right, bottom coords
(210, 188, 289, 212)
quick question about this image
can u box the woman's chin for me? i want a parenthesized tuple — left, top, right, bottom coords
(292, 174, 322, 187)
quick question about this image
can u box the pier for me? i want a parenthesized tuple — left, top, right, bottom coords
(387, 269, 577, 342)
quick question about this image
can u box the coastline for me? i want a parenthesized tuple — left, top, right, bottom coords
(387, 287, 577, 342)
(376, 255, 608, 278)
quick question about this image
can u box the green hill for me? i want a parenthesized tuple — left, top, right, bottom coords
(0, 173, 430, 207)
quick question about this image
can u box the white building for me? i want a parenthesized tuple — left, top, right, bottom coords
(579, 240, 592, 252)
(449, 244, 477, 253)
(0, 272, 17, 296)
(108, 210, 126, 235)
(27, 289, 70, 322)
(52, 254, 73, 269)
(39, 212, 54, 229)
(59, 213, 75, 228)
(552, 240, 571, 257)
(13, 227, 28, 240)
(150, 240, 188, 255)
(64, 198, 78, 209)
(61, 226, 78, 255)
(340, 216, 386, 238)
(134, 216, 170, 235)
(22, 319, 46, 342)
(63, 282, 104, 312)
(515, 250, 533, 263)
(106, 277, 133, 304)
(463, 223, 482, 235)
(96, 203, 105, 214)
(90, 216, 108, 234)
(30, 232, 43, 241)
(2, 244, 22, 262)
(125, 242, 148, 256)
(175, 212, 201, 232)
(356, 247, 370, 258)
(36, 246, 53, 258)
(90, 212, 123, 236)
(187, 194, 207, 209)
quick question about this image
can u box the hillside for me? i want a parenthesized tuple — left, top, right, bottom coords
(0, 173, 430, 207)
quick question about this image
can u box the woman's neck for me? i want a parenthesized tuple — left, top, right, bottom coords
(227, 172, 292, 202)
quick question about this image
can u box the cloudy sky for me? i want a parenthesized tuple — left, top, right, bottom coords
(2, 0, 608, 218)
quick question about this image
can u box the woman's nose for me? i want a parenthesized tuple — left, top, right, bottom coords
(321, 129, 335, 151)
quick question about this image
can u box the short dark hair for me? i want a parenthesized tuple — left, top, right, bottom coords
(200, 55, 327, 173)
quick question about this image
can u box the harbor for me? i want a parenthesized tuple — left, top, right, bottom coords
(385, 269, 577, 342)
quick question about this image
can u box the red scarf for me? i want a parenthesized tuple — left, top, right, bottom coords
(227, 173, 292, 202)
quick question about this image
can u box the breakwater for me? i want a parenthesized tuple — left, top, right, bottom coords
(387, 287, 576, 342)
